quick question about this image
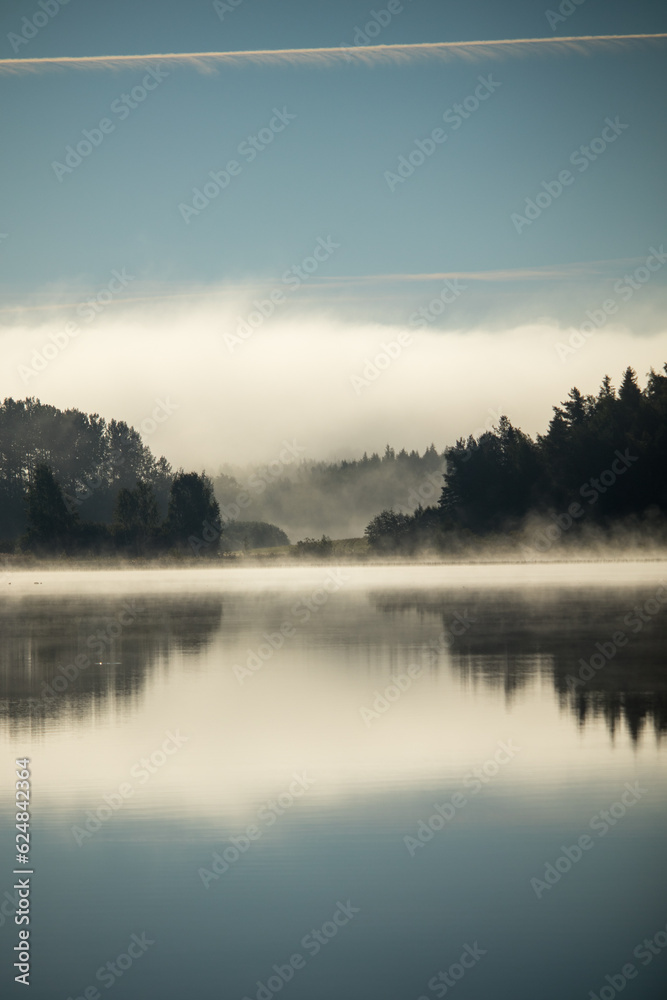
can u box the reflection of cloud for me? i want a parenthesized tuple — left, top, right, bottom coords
(0, 33, 666, 75)
(1, 564, 665, 818)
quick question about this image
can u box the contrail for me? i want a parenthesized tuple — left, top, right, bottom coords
(0, 33, 665, 75)
(0, 258, 655, 314)
(319, 259, 639, 284)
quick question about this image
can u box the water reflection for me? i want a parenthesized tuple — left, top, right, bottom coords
(371, 585, 667, 741)
(0, 595, 223, 731)
(1, 567, 665, 1000)
(1, 573, 666, 747)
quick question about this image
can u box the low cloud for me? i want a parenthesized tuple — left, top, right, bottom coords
(1, 285, 666, 469)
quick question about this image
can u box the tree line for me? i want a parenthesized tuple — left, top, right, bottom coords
(365, 365, 667, 552)
(0, 398, 221, 555)
(21, 464, 222, 556)
(4, 365, 665, 557)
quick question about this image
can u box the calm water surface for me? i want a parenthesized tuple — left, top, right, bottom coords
(1, 563, 666, 1000)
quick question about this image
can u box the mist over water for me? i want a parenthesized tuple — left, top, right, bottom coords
(2, 561, 665, 748)
(2, 7, 666, 997)
(1, 562, 666, 1000)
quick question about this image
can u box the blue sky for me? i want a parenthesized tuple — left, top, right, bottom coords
(0, 0, 666, 465)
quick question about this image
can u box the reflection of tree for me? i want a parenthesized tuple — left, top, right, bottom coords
(564, 687, 667, 743)
(0, 595, 223, 732)
(371, 587, 667, 742)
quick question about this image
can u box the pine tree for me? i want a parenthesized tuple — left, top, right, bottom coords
(165, 472, 222, 553)
(24, 464, 78, 550)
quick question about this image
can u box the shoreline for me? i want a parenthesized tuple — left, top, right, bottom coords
(3, 552, 667, 574)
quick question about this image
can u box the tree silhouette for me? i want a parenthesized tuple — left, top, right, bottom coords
(165, 471, 222, 553)
(0, 397, 173, 538)
(366, 363, 667, 550)
(113, 480, 160, 553)
(440, 416, 541, 533)
(23, 464, 78, 551)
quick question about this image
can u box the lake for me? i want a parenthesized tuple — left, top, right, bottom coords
(1, 562, 666, 1000)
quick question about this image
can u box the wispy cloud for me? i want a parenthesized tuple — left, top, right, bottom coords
(319, 259, 654, 284)
(0, 34, 665, 75)
(0, 257, 657, 315)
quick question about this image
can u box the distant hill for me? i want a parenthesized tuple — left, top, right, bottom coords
(211, 445, 446, 541)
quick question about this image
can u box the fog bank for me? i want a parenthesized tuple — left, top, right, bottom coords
(1, 289, 666, 469)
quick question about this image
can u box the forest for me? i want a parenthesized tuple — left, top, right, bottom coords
(0, 399, 221, 555)
(0, 363, 665, 557)
(0, 396, 445, 553)
(365, 365, 667, 553)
